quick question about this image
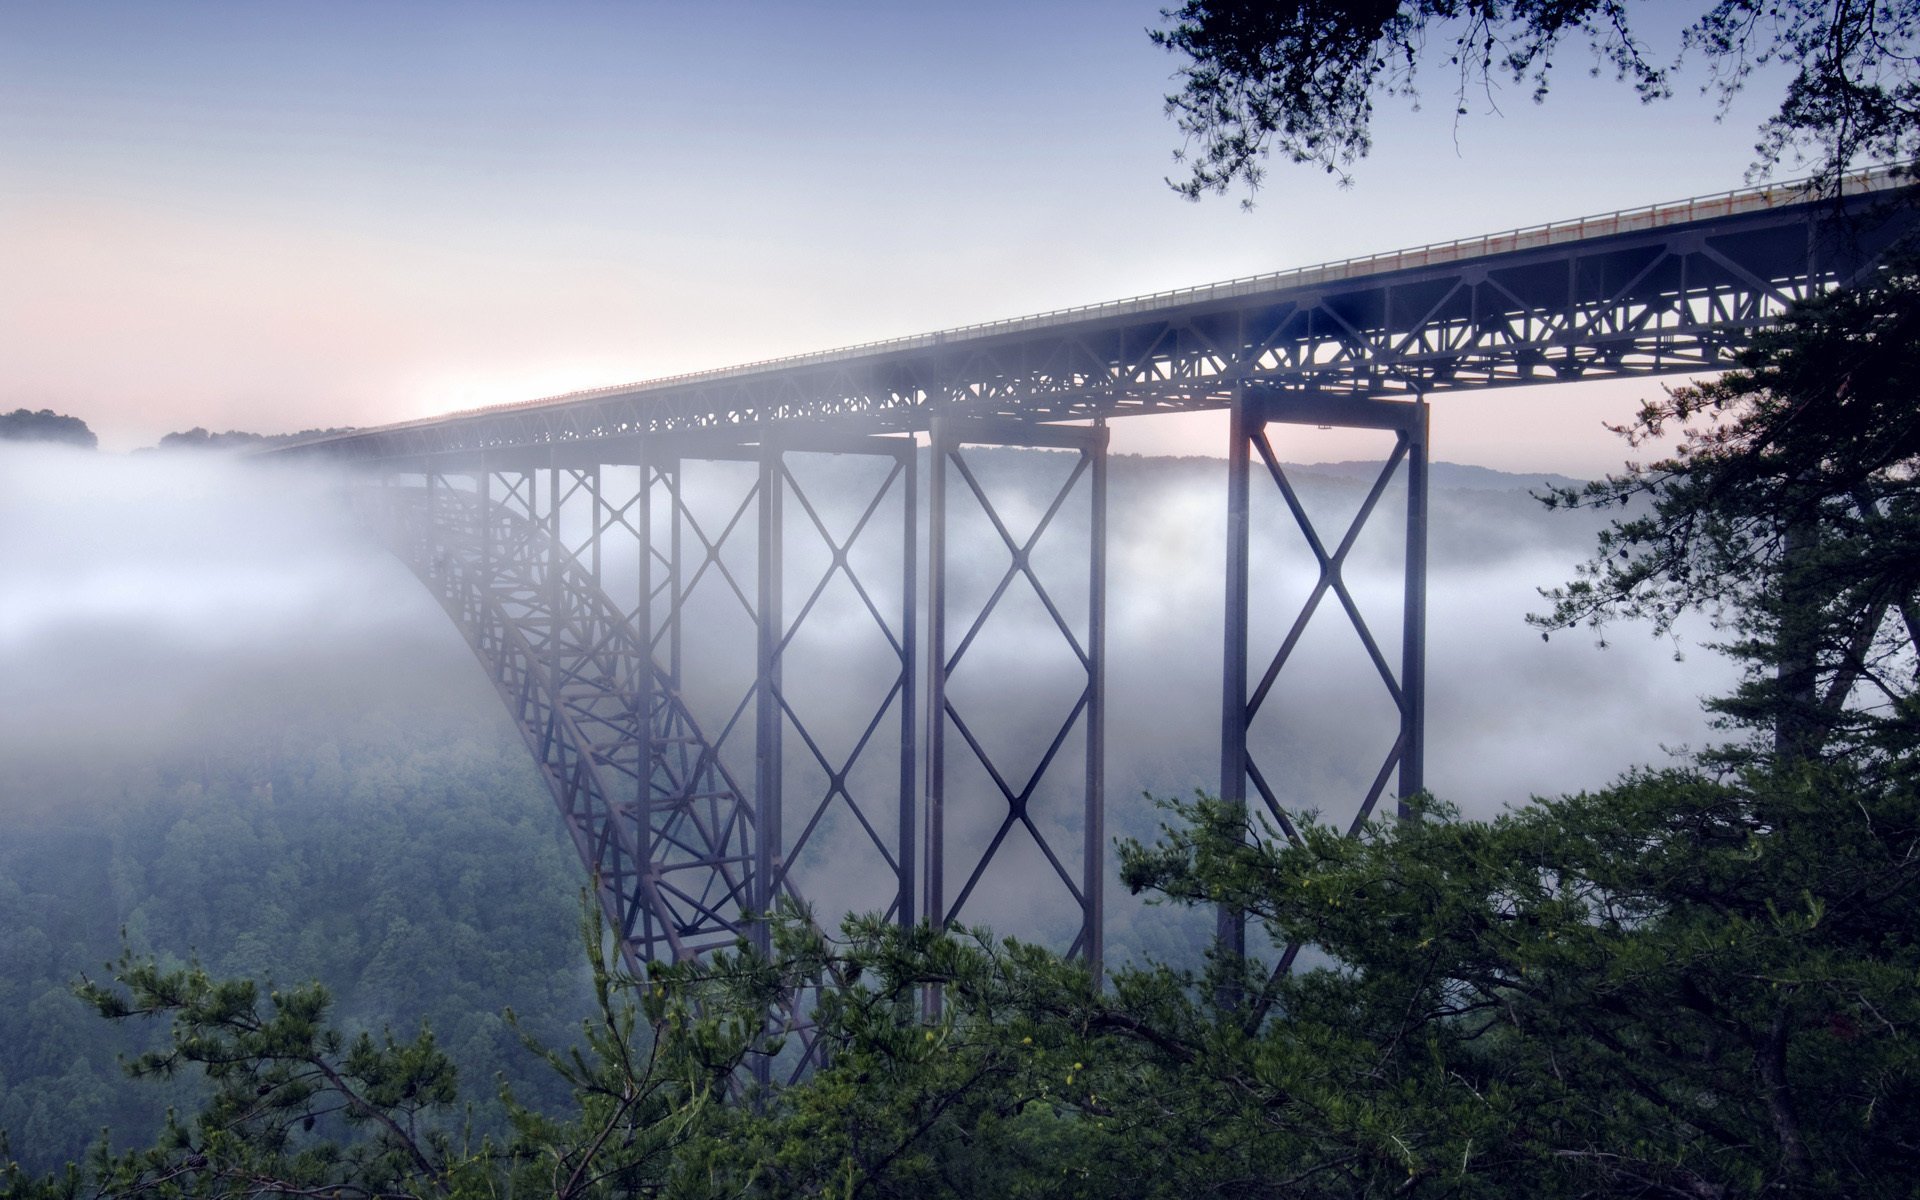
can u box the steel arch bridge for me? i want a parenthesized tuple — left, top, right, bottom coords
(281, 170, 1916, 987)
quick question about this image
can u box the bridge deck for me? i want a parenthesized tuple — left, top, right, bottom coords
(281, 168, 1914, 465)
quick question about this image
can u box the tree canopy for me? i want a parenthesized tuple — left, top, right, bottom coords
(1153, 1, 1920, 201)
(9, 754, 1917, 1198)
(0, 409, 96, 450)
(151, 426, 357, 452)
(1535, 252, 1920, 766)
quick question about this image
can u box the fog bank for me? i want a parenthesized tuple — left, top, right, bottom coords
(0, 443, 1738, 958)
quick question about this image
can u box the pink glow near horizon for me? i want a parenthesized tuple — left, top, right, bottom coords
(1, 3, 1774, 466)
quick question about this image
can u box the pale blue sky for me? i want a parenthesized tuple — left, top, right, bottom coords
(1, 1, 1798, 465)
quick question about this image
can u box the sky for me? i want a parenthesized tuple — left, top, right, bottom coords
(0, 1, 1801, 468)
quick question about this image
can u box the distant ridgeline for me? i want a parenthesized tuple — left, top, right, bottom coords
(149, 426, 359, 452)
(1285, 459, 1588, 493)
(0, 415, 361, 453)
(0, 408, 96, 450)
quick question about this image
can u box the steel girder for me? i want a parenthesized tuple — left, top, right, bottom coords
(281, 179, 1913, 468)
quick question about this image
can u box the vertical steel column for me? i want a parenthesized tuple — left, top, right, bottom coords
(754, 447, 781, 1092)
(589, 464, 603, 583)
(1217, 390, 1250, 963)
(546, 454, 564, 708)
(898, 447, 919, 930)
(924, 422, 948, 939)
(420, 469, 434, 577)
(668, 458, 684, 690)
(641, 450, 686, 694)
(479, 457, 493, 602)
(1399, 402, 1429, 817)
(1085, 420, 1108, 981)
(634, 441, 658, 958)
(754, 444, 784, 959)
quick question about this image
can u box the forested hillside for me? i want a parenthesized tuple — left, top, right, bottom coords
(0, 695, 590, 1172)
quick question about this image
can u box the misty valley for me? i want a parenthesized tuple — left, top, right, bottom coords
(0, 442, 1731, 1173)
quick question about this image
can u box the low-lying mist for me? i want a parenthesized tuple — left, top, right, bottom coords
(0, 444, 497, 779)
(0, 444, 595, 1168)
(0, 439, 1738, 965)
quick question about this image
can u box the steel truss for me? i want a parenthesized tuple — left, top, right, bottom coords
(287, 179, 1912, 464)
(383, 434, 920, 988)
(1217, 388, 1428, 970)
(642, 430, 919, 952)
(390, 462, 757, 970)
(926, 417, 1106, 973)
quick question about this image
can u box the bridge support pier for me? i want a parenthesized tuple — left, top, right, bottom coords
(1218, 388, 1429, 968)
(926, 416, 1107, 979)
(644, 431, 920, 964)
